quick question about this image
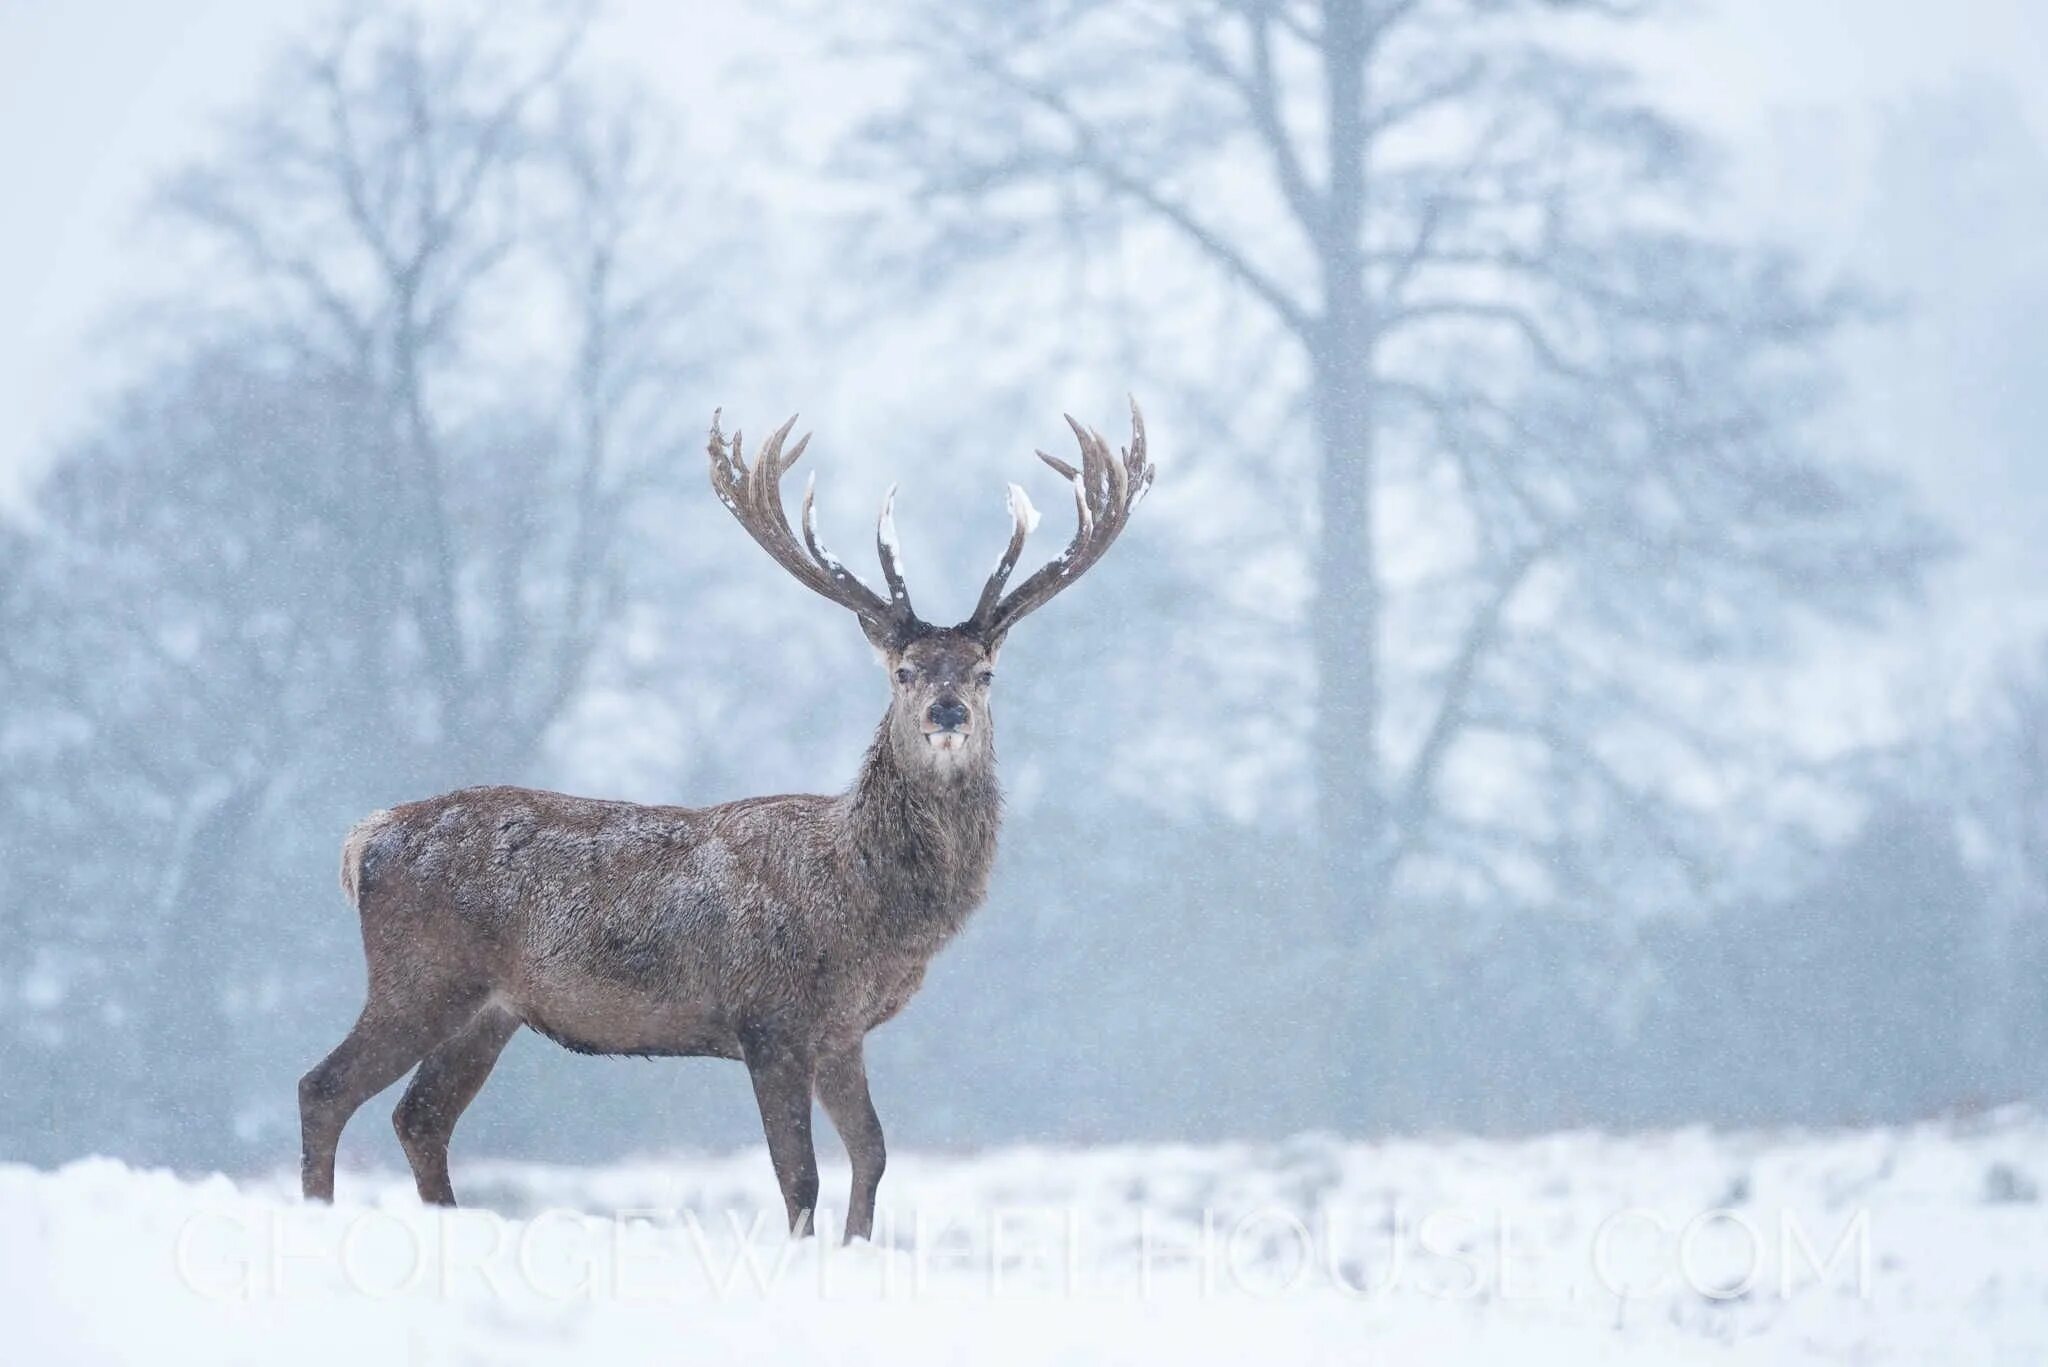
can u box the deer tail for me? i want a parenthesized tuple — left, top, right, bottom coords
(339, 810, 395, 906)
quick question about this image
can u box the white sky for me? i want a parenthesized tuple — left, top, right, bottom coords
(1, 0, 2044, 504)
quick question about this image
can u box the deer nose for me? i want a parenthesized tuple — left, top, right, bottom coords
(928, 698, 970, 731)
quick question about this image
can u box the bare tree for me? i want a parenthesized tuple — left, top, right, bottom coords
(154, 4, 709, 773)
(843, 0, 1940, 929)
(0, 4, 721, 1164)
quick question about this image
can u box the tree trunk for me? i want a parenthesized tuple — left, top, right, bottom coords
(1309, 0, 1384, 936)
(1307, 0, 1388, 1128)
(145, 779, 267, 1168)
(1309, 354, 1384, 930)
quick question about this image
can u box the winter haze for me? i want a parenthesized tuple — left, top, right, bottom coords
(2, 0, 2046, 1360)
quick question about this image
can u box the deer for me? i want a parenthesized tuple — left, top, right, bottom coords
(298, 403, 1152, 1240)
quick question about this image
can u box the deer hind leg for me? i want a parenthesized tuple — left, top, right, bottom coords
(816, 1045, 886, 1243)
(740, 1022, 819, 1236)
(393, 1004, 520, 1207)
(299, 988, 486, 1203)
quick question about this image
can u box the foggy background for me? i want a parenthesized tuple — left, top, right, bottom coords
(2, 0, 2045, 1174)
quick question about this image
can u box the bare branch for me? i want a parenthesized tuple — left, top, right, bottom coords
(1177, 6, 1322, 231)
(964, 49, 1314, 335)
(1365, 55, 1487, 140)
(1381, 297, 1602, 383)
(1392, 535, 1556, 842)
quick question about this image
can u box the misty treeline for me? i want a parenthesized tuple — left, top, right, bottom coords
(1, 0, 2041, 1170)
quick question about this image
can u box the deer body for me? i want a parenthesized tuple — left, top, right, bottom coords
(343, 718, 999, 1061)
(300, 406, 1149, 1238)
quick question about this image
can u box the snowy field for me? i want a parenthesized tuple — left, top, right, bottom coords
(6, 1111, 2045, 1365)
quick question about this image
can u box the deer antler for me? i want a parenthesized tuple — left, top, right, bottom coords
(708, 412, 920, 639)
(966, 399, 1153, 643)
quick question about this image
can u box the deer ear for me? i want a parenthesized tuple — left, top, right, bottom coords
(859, 615, 897, 654)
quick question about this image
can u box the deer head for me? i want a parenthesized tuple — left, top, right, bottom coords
(707, 403, 1154, 769)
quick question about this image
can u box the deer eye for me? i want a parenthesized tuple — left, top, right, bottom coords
(895, 667, 916, 684)
(976, 671, 995, 687)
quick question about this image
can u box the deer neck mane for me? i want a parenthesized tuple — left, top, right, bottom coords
(844, 709, 1002, 930)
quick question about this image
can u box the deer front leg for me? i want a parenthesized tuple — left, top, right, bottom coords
(740, 1022, 819, 1236)
(816, 1044, 886, 1243)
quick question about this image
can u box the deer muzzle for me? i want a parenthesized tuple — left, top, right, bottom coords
(924, 697, 971, 750)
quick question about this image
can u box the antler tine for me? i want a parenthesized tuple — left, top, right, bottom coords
(1124, 394, 1147, 478)
(966, 401, 1153, 642)
(876, 484, 915, 612)
(746, 415, 800, 503)
(708, 409, 739, 483)
(798, 473, 847, 578)
(779, 431, 812, 475)
(1069, 464, 1095, 542)
(1035, 447, 1079, 481)
(707, 411, 748, 515)
(1063, 413, 1110, 519)
(970, 482, 1040, 625)
(1103, 420, 1130, 503)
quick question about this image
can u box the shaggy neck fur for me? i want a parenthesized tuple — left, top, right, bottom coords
(844, 707, 1002, 938)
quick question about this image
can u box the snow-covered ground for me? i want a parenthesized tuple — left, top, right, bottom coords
(6, 1111, 2045, 1365)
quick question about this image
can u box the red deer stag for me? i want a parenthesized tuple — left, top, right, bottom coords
(299, 404, 1153, 1239)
